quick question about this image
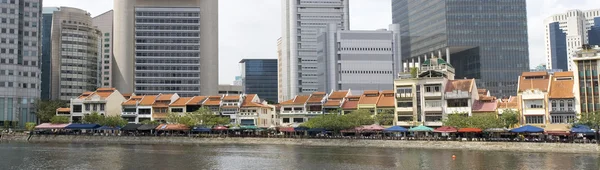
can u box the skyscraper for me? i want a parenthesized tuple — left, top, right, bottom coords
(392, 0, 530, 97)
(113, 0, 218, 97)
(93, 10, 113, 88)
(240, 59, 278, 103)
(41, 7, 59, 100)
(0, 0, 42, 127)
(544, 9, 600, 71)
(45, 7, 101, 101)
(279, 0, 349, 102)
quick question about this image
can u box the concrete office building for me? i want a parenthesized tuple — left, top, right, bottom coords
(317, 24, 399, 94)
(573, 45, 600, 113)
(218, 84, 243, 95)
(46, 7, 101, 101)
(113, 0, 218, 97)
(93, 10, 113, 88)
(392, 0, 530, 97)
(0, 0, 42, 127)
(240, 59, 278, 103)
(279, 0, 349, 102)
(544, 9, 600, 71)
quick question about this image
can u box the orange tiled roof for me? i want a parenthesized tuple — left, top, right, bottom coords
(324, 100, 342, 107)
(279, 98, 295, 105)
(56, 108, 70, 112)
(477, 89, 487, 95)
(131, 96, 143, 100)
(553, 71, 573, 77)
(78, 92, 94, 99)
(307, 93, 326, 103)
(171, 97, 192, 107)
(472, 100, 498, 112)
(498, 96, 519, 109)
(153, 101, 170, 108)
(95, 91, 114, 98)
(222, 95, 240, 101)
(203, 96, 222, 106)
(122, 93, 133, 99)
(241, 94, 265, 107)
(157, 94, 174, 101)
(381, 90, 394, 94)
(187, 96, 206, 105)
(139, 95, 157, 106)
(518, 72, 550, 92)
(549, 78, 574, 99)
(221, 105, 240, 108)
(445, 79, 474, 92)
(342, 97, 360, 110)
(312, 92, 326, 95)
(293, 95, 310, 105)
(122, 99, 139, 106)
(328, 91, 348, 99)
(376, 93, 395, 108)
(358, 91, 380, 105)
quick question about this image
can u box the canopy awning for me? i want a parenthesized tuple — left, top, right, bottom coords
(65, 123, 101, 130)
(35, 123, 70, 129)
(156, 124, 189, 131)
(484, 128, 509, 133)
(192, 126, 211, 132)
(458, 128, 482, 133)
(434, 126, 457, 133)
(384, 126, 408, 132)
(121, 124, 142, 131)
(241, 125, 258, 130)
(213, 126, 228, 130)
(96, 126, 121, 130)
(409, 125, 433, 132)
(294, 127, 308, 131)
(571, 125, 595, 134)
(359, 124, 385, 131)
(137, 124, 158, 131)
(509, 125, 544, 133)
(279, 127, 295, 132)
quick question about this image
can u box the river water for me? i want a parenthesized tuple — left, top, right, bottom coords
(0, 142, 598, 170)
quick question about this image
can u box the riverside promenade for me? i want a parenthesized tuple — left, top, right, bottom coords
(2, 134, 599, 154)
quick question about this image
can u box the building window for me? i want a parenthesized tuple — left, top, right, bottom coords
(100, 104, 105, 111)
(525, 115, 544, 124)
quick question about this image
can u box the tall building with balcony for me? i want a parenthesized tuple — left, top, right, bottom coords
(113, 0, 218, 97)
(0, 0, 42, 127)
(392, 0, 530, 97)
(46, 7, 101, 101)
(544, 9, 600, 71)
(93, 10, 114, 88)
(316, 25, 399, 94)
(573, 45, 600, 113)
(394, 57, 460, 127)
(280, 0, 349, 102)
(239, 59, 278, 103)
(517, 72, 550, 125)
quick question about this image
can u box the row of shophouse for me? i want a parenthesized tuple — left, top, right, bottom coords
(54, 57, 580, 130)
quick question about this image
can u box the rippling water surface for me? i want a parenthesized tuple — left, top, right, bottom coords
(0, 142, 599, 170)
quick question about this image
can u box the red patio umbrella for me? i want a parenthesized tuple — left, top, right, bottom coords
(279, 127, 295, 132)
(458, 128, 483, 133)
(360, 124, 385, 131)
(434, 126, 458, 133)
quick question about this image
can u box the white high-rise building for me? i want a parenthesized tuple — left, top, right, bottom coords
(113, 0, 218, 97)
(0, 0, 42, 127)
(544, 9, 600, 71)
(279, 0, 349, 102)
(317, 24, 400, 95)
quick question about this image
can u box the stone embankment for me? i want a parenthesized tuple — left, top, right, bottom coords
(2, 134, 599, 153)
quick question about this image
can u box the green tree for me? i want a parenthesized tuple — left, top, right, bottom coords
(50, 116, 70, 124)
(410, 67, 418, 78)
(574, 112, 600, 128)
(83, 112, 104, 124)
(375, 110, 394, 126)
(443, 112, 503, 129)
(188, 107, 230, 126)
(101, 116, 128, 127)
(499, 110, 519, 128)
(11, 121, 18, 128)
(443, 113, 469, 128)
(25, 122, 36, 132)
(345, 109, 375, 126)
(35, 100, 67, 123)
(140, 120, 161, 125)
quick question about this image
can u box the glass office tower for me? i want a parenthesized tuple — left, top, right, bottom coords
(392, 0, 530, 97)
(240, 59, 278, 103)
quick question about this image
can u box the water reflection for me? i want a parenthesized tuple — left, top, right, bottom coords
(0, 143, 598, 170)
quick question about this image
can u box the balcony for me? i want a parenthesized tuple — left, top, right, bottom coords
(445, 107, 470, 114)
(396, 93, 413, 99)
(121, 112, 138, 117)
(307, 111, 323, 114)
(396, 107, 413, 112)
(445, 91, 470, 99)
(423, 100, 443, 112)
(424, 121, 442, 126)
(281, 110, 304, 114)
(423, 91, 442, 98)
(396, 121, 412, 126)
(421, 65, 455, 74)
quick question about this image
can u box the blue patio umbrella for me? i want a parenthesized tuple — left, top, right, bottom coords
(384, 126, 408, 132)
(509, 125, 544, 133)
(294, 127, 308, 131)
(571, 125, 595, 134)
(307, 128, 327, 132)
(192, 126, 211, 132)
(65, 123, 101, 130)
(96, 126, 121, 131)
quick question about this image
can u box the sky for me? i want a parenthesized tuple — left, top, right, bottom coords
(43, 0, 600, 84)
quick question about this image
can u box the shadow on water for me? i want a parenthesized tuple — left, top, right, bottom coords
(0, 143, 598, 170)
